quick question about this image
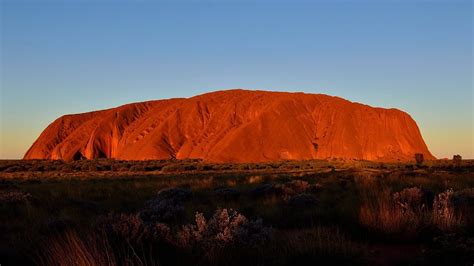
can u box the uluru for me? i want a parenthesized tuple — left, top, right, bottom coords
(24, 89, 435, 162)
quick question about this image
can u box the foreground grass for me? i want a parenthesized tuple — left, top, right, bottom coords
(0, 159, 473, 265)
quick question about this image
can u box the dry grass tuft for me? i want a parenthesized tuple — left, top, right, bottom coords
(247, 175, 263, 184)
(0, 190, 33, 204)
(272, 226, 362, 259)
(38, 231, 116, 266)
(432, 189, 464, 231)
(178, 208, 272, 253)
(359, 187, 428, 238)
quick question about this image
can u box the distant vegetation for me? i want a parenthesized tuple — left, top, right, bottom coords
(453, 155, 462, 167)
(0, 158, 473, 265)
(415, 153, 424, 165)
(1, 158, 472, 180)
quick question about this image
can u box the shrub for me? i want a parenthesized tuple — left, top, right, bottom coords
(454, 188, 474, 227)
(139, 188, 191, 223)
(288, 193, 318, 208)
(275, 180, 311, 199)
(129, 164, 146, 172)
(432, 189, 464, 231)
(201, 164, 215, 171)
(61, 165, 74, 173)
(359, 187, 428, 238)
(392, 187, 428, 211)
(309, 183, 324, 193)
(214, 187, 241, 200)
(87, 164, 98, 172)
(415, 153, 424, 165)
(161, 163, 197, 172)
(452, 155, 462, 167)
(247, 175, 263, 184)
(155, 187, 192, 202)
(237, 164, 250, 171)
(290, 180, 310, 191)
(29, 164, 45, 172)
(249, 184, 275, 198)
(99, 213, 154, 245)
(454, 188, 474, 205)
(0, 191, 33, 204)
(4, 165, 24, 172)
(177, 208, 272, 254)
(118, 166, 131, 172)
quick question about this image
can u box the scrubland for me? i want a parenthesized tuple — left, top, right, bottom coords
(0, 159, 473, 265)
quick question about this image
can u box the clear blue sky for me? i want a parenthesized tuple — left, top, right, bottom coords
(1, 0, 472, 159)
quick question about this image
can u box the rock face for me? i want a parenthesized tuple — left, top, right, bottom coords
(24, 89, 435, 162)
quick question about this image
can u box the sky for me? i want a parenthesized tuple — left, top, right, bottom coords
(1, 0, 472, 159)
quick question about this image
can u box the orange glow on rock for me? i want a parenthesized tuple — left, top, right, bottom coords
(24, 89, 435, 162)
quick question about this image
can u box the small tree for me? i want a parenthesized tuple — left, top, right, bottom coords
(414, 153, 424, 165)
(453, 155, 462, 167)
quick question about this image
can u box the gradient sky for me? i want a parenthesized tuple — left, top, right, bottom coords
(1, 0, 472, 159)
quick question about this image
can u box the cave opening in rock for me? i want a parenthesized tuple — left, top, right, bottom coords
(312, 142, 319, 153)
(73, 151, 86, 161)
(97, 150, 107, 159)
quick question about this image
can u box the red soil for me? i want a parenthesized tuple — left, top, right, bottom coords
(24, 89, 435, 162)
